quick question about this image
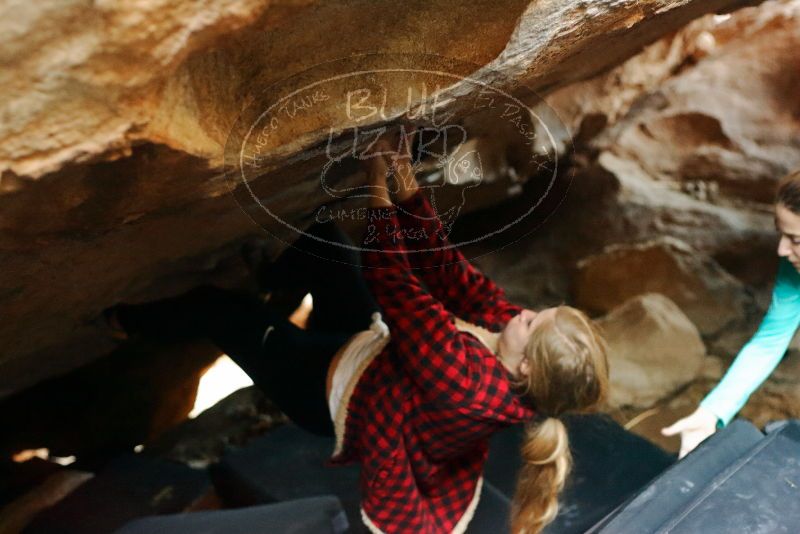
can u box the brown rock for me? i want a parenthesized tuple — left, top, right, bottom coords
(0, 340, 219, 460)
(539, 1, 800, 201)
(144, 386, 287, 469)
(1, 0, 759, 397)
(530, 0, 798, 308)
(0, 470, 93, 534)
(598, 293, 706, 408)
(609, 354, 724, 453)
(0, 0, 759, 179)
(574, 236, 752, 336)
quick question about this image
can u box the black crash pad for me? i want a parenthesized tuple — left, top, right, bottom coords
(658, 420, 800, 533)
(210, 424, 365, 531)
(483, 414, 674, 534)
(213, 416, 673, 534)
(465, 480, 512, 534)
(23, 453, 210, 534)
(592, 419, 765, 533)
(212, 423, 517, 533)
(112, 496, 349, 534)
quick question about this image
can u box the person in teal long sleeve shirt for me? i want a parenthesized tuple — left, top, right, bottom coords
(700, 259, 800, 424)
(663, 169, 800, 458)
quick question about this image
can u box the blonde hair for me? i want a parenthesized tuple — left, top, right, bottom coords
(510, 306, 609, 534)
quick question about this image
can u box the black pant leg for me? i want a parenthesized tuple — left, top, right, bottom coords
(115, 285, 271, 360)
(290, 221, 380, 333)
(258, 220, 380, 333)
(115, 286, 344, 436)
(259, 326, 349, 436)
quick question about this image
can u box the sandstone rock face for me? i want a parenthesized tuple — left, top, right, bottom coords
(538, 0, 800, 254)
(0, 339, 220, 459)
(598, 293, 706, 408)
(0, 0, 761, 397)
(540, 0, 800, 199)
(145, 386, 287, 468)
(478, 0, 799, 357)
(574, 237, 752, 337)
(0, 0, 761, 180)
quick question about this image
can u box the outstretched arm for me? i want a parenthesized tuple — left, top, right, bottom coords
(663, 259, 800, 457)
(389, 129, 520, 329)
(700, 259, 800, 424)
(359, 146, 532, 419)
(359, 157, 483, 405)
(361, 228, 487, 406)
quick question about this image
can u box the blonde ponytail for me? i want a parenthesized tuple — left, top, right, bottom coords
(511, 418, 571, 534)
(509, 306, 609, 533)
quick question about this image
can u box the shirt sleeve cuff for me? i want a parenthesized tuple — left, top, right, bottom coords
(699, 396, 734, 428)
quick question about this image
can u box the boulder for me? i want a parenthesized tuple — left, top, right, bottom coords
(7, 0, 800, 471)
(0, 0, 762, 180)
(598, 293, 706, 408)
(0, 469, 93, 534)
(144, 386, 287, 469)
(538, 1, 800, 204)
(0, 0, 768, 398)
(0, 340, 219, 461)
(525, 0, 799, 315)
(574, 237, 751, 337)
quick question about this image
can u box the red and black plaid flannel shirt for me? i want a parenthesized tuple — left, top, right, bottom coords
(330, 190, 536, 533)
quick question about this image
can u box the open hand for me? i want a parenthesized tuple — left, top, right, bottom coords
(661, 406, 718, 459)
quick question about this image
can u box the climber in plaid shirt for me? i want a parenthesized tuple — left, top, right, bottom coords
(108, 126, 610, 534)
(331, 128, 610, 534)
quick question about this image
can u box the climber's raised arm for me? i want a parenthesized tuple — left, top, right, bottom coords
(387, 127, 521, 327)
